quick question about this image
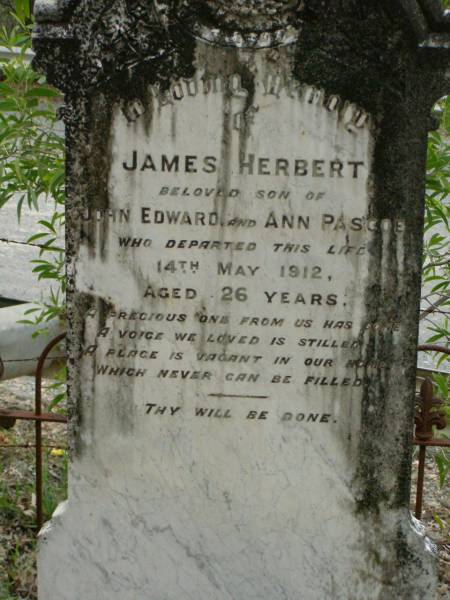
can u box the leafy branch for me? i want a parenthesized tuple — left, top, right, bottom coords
(0, 1, 66, 328)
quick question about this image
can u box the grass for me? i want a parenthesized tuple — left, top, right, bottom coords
(0, 423, 67, 600)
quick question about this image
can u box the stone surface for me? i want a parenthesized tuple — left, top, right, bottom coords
(0, 198, 59, 303)
(33, 2, 449, 599)
(33, 0, 77, 23)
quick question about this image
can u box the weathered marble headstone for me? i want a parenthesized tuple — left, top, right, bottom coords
(34, 2, 449, 599)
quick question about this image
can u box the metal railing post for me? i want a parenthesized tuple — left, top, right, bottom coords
(34, 333, 67, 531)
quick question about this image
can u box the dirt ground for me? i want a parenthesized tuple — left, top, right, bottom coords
(0, 377, 449, 600)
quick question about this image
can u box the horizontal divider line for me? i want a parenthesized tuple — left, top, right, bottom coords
(208, 393, 270, 399)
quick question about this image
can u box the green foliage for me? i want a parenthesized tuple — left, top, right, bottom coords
(0, 1, 66, 331)
(423, 96, 450, 490)
(46, 364, 68, 411)
(0, 447, 67, 598)
(0, 1, 67, 415)
(0, 451, 37, 598)
(433, 513, 450, 542)
(42, 449, 68, 518)
(0, 1, 16, 33)
(0, 469, 34, 527)
(13, 0, 31, 23)
(423, 96, 450, 359)
(430, 372, 450, 488)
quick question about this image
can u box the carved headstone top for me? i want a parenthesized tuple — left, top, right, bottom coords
(154, 0, 305, 46)
(34, 0, 77, 23)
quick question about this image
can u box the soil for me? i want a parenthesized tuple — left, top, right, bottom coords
(0, 377, 449, 599)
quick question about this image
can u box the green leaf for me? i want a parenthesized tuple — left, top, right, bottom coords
(0, 100, 18, 111)
(434, 453, 450, 489)
(0, 82, 15, 94)
(433, 373, 449, 399)
(24, 87, 59, 98)
(27, 232, 49, 243)
(14, 0, 31, 22)
(16, 195, 24, 221)
(38, 219, 57, 234)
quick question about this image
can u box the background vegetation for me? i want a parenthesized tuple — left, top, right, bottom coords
(0, 1, 15, 32)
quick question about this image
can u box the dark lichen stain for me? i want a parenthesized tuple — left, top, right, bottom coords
(68, 294, 115, 458)
(34, 0, 198, 266)
(67, 292, 97, 458)
(237, 63, 256, 164)
(171, 0, 305, 36)
(290, 1, 447, 521)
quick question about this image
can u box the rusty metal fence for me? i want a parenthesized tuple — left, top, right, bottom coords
(0, 336, 448, 531)
(414, 345, 450, 519)
(0, 334, 67, 531)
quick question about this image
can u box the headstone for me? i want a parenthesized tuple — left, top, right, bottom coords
(34, 2, 449, 599)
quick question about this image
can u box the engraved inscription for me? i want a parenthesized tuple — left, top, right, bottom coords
(76, 73, 386, 432)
